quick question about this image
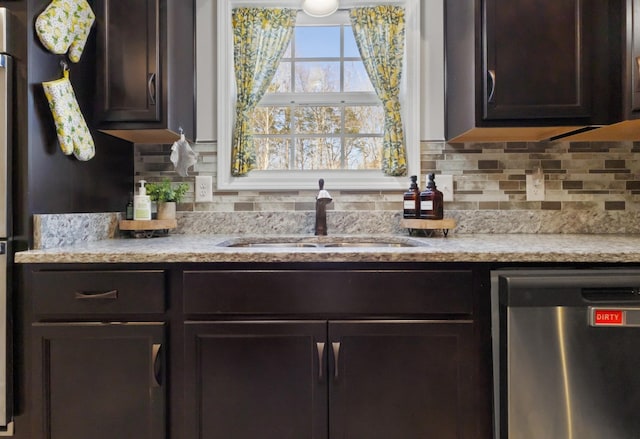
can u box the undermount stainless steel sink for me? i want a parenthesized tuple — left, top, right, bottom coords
(228, 242, 319, 248)
(321, 242, 413, 248)
(219, 237, 422, 248)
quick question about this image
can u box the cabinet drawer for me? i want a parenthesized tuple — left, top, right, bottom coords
(31, 270, 166, 317)
(183, 270, 473, 316)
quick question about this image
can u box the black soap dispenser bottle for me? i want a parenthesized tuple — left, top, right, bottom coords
(403, 175, 421, 218)
(420, 173, 444, 220)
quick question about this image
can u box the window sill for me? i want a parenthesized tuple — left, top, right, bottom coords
(217, 169, 409, 191)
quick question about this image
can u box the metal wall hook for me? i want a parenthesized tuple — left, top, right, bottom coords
(59, 59, 69, 73)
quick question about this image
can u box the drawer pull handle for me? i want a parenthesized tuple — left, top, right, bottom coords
(74, 290, 118, 300)
(151, 343, 162, 388)
(332, 342, 341, 379)
(316, 342, 325, 380)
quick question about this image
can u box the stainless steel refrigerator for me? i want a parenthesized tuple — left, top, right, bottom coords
(0, 7, 13, 434)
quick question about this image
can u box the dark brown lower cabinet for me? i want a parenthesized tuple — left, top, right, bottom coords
(23, 265, 488, 439)
(184, 319, 475, 439)
(31, 323, 165, 439)
(184, 321, 328, 439)
(329, 321, 475, 439)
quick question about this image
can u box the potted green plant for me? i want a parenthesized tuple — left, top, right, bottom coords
(145, 179, 189, 220)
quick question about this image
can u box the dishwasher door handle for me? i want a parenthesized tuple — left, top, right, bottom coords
(582, 287, 640, 302)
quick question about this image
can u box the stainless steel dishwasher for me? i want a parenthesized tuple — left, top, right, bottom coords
(492, 269, 640, 439)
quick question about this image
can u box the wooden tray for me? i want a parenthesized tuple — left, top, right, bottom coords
(119, 219, 177, 238)
(400, 218, 456, 237)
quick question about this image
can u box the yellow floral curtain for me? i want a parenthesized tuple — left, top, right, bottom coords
(231, 8, 297, 176)
(350, 6, 407, 176)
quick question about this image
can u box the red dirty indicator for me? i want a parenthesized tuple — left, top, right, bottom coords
(593, 309, 624, 326)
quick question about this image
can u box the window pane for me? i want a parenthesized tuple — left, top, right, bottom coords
(253, 23, 386, 173)
(295, 62, 340, 92)
(269, 62, 292, 93)
(251, 107, 291, 135)
(344, 106, 384, 134)
(295, 27, 340, 58)
(295, 106, 341, 134)
(294, 138, 341, 170)
(345, 137, 383, 170)
(254, 138, 291, 170)
(344, 61, 374, 92)
(344, 26, 360, 57)
(282, 41, 291, 59)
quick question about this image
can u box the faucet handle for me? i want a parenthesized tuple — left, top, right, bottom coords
(317, 178, 332, 200)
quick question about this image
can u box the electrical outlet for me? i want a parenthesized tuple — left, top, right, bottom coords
(195, 176, 213, 202)
(526, 172, 545, 201)
(437, 174, 454, 202)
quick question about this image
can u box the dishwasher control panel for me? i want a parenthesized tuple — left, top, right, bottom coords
(590, 307, 640, 326)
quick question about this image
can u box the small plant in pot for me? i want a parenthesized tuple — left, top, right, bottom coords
(145, 179, 189, 220)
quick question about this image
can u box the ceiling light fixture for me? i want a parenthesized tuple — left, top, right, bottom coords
(301, 0, 339, 17)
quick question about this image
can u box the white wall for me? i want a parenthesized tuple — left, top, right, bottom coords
(195, 0, 217, 142)
(420, 0, 445, 141)
(194, 0, 445, 143)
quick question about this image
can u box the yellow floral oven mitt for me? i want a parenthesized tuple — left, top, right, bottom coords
(42, 69, 95, 161)
(35, 0, 95, 63)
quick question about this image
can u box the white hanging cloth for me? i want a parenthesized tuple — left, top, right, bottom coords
(170, 133, 198, 177)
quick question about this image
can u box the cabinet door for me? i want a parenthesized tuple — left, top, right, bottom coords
(329, 321, 476, 439)
(184, 321, 328, 439)
(631, 0, 640, 115)
(31, 323, 165, 439)
(483, 0, 590, 120)
(95, 0, 161, 123)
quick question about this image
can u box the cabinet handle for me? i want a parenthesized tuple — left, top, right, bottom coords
(487, 69, 496, 103)
(148, 73, 156, 105)
(74, 289, 118, 300)
(151, 343, 162, 388)
(316, 342, 325, 380)
(635, 57, 640, 90)
(332, 342, 341, 379)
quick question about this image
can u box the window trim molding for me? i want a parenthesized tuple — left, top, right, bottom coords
(217, 0, 421, 191)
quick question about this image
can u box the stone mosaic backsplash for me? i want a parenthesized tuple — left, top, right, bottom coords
(135, 140, 640, 213)
(429, 140, 640, 211)
(32, 140, 640, 249)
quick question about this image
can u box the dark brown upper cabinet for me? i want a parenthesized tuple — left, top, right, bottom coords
(484, 0, 589, 121)
(538, 0, 640, 142)
(94, 0, 194, 144)
(95, 0, 160, 125)
(445, 0, 624, 142)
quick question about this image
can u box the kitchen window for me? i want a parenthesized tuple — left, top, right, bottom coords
(216, 0, 421, 191)
(252, 14, 384, 172)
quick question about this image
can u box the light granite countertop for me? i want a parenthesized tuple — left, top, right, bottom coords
(13, 233, 640, 264)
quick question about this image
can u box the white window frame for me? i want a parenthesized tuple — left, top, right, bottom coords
(217, 0, 421, 191)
